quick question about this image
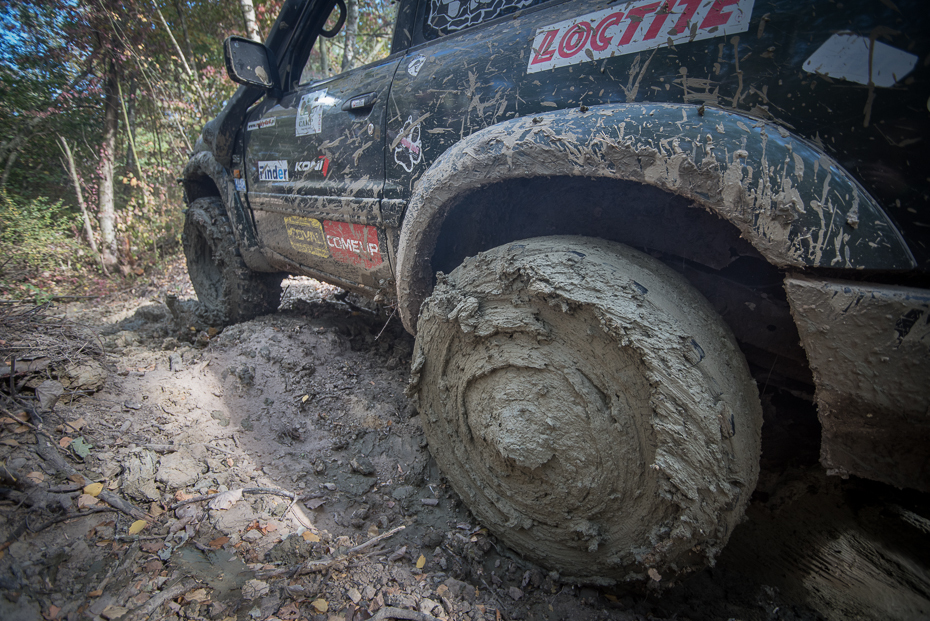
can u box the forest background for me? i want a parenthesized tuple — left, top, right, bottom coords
(0, 0, 394, 301)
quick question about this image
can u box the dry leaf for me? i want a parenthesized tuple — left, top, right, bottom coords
(207, 488, 242, 511)
(84, 482, 104, 496)
(647, 568, 662, 582)
(149, 503, 165, 516)
(26, 471, 45, 484)
(108, 479, 119, 490)
(59, 436, 73, 448)
(44, 604, 61, 620)
(13, 424, 30, 434)
(209, 536, 229, 549)
(0, 438, 20, 447)
(88, 589, 103, 597)
(416, 554, 426, 569)
(175, 490, 193, 501)
(184, 588, 210, 603)
(301, 531, 320, 542)
(277, 602, 301, 620)
(226, 457, 234, 467)
(311, 599, 328, 613)
(63, 417, 86, 432)
(140, 541, 164, 553)
(128, 520, 148, 535)
(367, 524, 380, 537)
(77, 494, 99, 509)
(301, 395, 309, 403)
(0, 416, 18, 424)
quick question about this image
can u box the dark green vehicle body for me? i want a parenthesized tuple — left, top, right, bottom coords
(184, 0, 930, 501)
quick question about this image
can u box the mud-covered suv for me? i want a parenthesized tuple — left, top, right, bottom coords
(182, 0, 930, 583)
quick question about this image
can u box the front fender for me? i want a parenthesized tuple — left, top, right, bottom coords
(396, 103, 914, 334)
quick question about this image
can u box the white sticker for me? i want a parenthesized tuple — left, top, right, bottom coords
(296, 89, 328, 136)
(527, 0, 755, 74)
(246, 117, 276, 131)
(234, 178, 246, 192)
(407, 54, 426, 77)
(803, 33, 917, 88)
(394, 116, 422, 173)
(258, 160, 289, 182)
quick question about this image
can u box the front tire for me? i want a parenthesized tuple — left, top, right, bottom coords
(409, 236, 762, 583)
(182, 196, 283, 325)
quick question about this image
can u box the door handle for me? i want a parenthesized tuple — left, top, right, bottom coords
(342, 92, 378, 112)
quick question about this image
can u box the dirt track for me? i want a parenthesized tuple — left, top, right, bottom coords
(0, 259, 928, 621)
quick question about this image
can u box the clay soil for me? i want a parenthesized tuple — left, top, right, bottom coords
(1, 256, 928, 621)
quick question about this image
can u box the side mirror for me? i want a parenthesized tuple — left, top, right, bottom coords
(223, 36, 280, 93)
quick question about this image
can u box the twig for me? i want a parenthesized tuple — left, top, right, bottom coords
(168, 487, 296, 511)
(370, 607, 441, 621)
(375, 306, 397, 340)
(124, 576, 199, 621)
(255, 525, 406, 580)
(29, 507, 116, 533)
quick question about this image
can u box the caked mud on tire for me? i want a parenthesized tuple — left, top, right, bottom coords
(182, 196, 283, 325)
(408, 236, 762, 584)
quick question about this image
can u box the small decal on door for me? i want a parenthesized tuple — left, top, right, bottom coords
(246, 117, 276, 131)
(322, 221, 383, 269)
(284, 216, 329, 258)
(527, 0, 755, 74)
(407, 54, 426, 77)
(258, 160, 289, 182)
(296, 156, 330, 176)
(234, 178, 246, 192)
(296, 89, 328, 136)
(393, 116, 422, 172)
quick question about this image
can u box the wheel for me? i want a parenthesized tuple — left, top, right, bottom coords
(408, 236, 762, 584)
(182, 196, 283, 324)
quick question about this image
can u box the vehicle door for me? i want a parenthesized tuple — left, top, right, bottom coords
(242, 2, 406, 296)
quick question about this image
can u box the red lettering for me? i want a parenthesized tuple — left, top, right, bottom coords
(669, 0, 701, 35)
(531, 29, 559, 64)
(319, 156, 329, 177)
(591, 12, 624, 52)
(700, 0, 740, 28)
(558, 22, 593, 58)
(643, 0, 676, 40)
(618, 3, 660, 46)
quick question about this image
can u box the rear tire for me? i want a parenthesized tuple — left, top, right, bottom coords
(182, 196, 283, 324)
(409, 236, 762, 583)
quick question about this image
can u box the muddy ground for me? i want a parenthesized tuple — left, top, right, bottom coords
(1, 257, 929, 621)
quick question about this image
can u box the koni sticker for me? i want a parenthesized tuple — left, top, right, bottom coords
(258, 160, 289, 182)
(247, 117, 276, 131)
(296, 89, 328, 136)
(527, 0, 755, 74)
(393, 116, 422, 172)
(322, 220, 383, 269)
(296, 156, 330, 176)
(284, 216, 329, 258)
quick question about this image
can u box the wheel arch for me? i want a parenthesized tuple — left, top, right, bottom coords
(395, 103, 914, 336)
(182, 151, 275, 272)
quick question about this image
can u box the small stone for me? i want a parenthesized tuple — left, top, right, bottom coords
(420, 598, 441, 615)
(347, 587, 362, 604)
(242, 530, 263, 542)
(350, 456, 375, 475)
(169, 353, 182, 371)
(391, 485, 415, 500)
(508, 587, 524, 601)
(35, 380, 64, 411)
(363, 585, 377, 600)
(156, 450, 206, 488)
(101, 604, 129, 619)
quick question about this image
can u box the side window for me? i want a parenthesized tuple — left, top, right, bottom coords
(423, 0, 545, 40)
(300, 1, 399, 85)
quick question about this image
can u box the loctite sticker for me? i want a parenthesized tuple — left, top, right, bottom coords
(322, 221, 383, 269)
(527, 0, 755, 74)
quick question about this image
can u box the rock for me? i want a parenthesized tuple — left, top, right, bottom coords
(443, 577, 472, 600)
(350, 456, 375, 475)
(60, 360, 107, 392)
(121, 450, 160, 502)
(210, 410, 230, 427)
(136, 304, 168, 323)
(169, 353, 182, 372)
(508, 587, 524, 601)
(156, 449, 205, 488)
(347, 587, 362, 604)
(242, 530, 263, 542)
(35, 380, 64, 411)
(391, 485, 415, 500)
(101, 604, 129, 620)
(420, 598, 442, 615)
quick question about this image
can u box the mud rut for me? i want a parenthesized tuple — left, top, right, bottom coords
(1, 264, 928, 621)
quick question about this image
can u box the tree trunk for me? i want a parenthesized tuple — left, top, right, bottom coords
(98, 61, 119, 270)
(320, 39, 329, 76)
(342, 0, 359, 71)
(172, 0, 197, 73)
(240, 0, 262, 42)
(0, 150, 18, 190)
(58, 135, 106, 274)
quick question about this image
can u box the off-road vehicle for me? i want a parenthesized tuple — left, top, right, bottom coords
(181, 0, 930, 583)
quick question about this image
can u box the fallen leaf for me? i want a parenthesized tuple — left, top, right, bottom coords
(100, 604, 129, 620)
(605, 594, 618, 603)
(175, 490, 193, 501)
(367, 523, 380, 537)
(416, 554, 426, 569)
(108, 479, 119, 490)
(311, 599, 328, 613)
(26, 471, 45, 484)
(13, 424, 30, 433)
(184, 588, 210, 603)
(277, 602, 301, 620)
(140, 541, 164, 553)
(44, 604, 60, 620)
(77, 493, 99, 509)
(59, 436, 73, 448)
(647, 568, 662, 582)
(70, 436, 92, 459)
(64, 417, 86, 432)
(128, 520, 148, 535)
(301, 531, 320, 542)
(0, 416, 18, 424)
(88, 589, 103, 597)
(209, 536, 229, 549)
(0, 438, 20, 447)
(301, 395, 309, 403)
(84, 482, 104, 497)
(68, 473, 87, 485)
(207, 327, 218, 337)
(305, 498, 326, 510)
(149, 503, 164, 516)
(226, 458, 234, 467)
(207, 488, 242, 511)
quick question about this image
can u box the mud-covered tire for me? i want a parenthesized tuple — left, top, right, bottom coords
(182, 196, 283, 325)
(409, 236, 762, 584)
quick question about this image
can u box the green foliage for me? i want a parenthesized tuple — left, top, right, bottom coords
(0, 192, 81, 268)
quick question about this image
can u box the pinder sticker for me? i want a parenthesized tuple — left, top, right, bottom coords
(284, 216, 329, 258)
(322, 221, 383, 270)
(258, 160, 288, 182)
(527, 0, 755, 74)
